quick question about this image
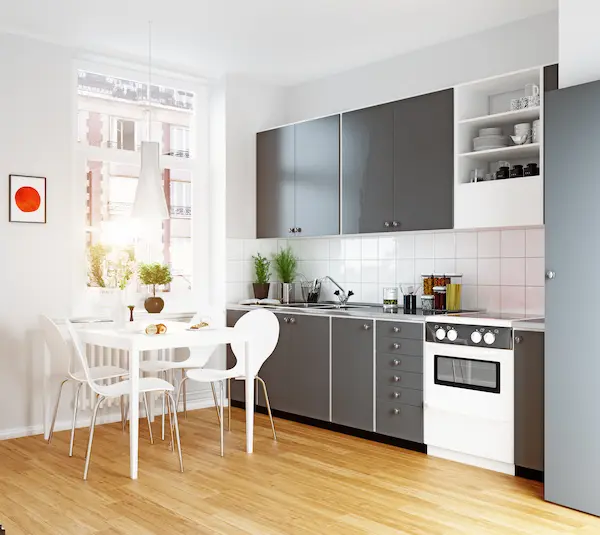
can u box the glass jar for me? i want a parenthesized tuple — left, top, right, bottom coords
(433, 286, 446, 311)
(421, 295, 434, 312)
(382, 287, 399, 310)
(433, 274, 446, 288)
(422, 274, 434, 296)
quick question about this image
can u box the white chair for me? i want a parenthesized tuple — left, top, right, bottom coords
(65, 320, 183, 480)
(139, 312, 219, 438)
(40, 315, 129, 456)
(176, 308, 280, 455)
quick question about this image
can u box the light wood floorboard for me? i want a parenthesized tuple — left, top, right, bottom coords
(0, 407, 598, 534)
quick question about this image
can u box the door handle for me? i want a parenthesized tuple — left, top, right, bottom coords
(384, 221, 391, 228)
(515, 336, 523, 344)
(283, 317, 289, 323)
(392, 221, 399, 228)
(289, 317, 296, 324)
(546, 270, 556, 280)
(363, 324, 370, 331)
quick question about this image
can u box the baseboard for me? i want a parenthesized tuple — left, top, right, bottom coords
(230, 400, 427, 454)
(0, 392, 225, 441)
(516, 466, 544, 483)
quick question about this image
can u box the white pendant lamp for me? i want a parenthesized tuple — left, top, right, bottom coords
(132, 21, 169, 221)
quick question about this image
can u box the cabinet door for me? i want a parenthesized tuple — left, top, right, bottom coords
(258, 314, 330, 421)
(393, 89, 453, 231)
(342, 103, 394, 234)
(226, 310, 247, 403)
(544, 64, 559, 93)
(294, 116, 340, 237)
(514, 330, 544, 472)
(332, 318, 374, 431)
(256, 126, 295, 238)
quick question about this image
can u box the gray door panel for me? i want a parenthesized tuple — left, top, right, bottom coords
(545, 80, 600, 516)
(332, 318, 374, 431)
(227, 310, 248, 403)
(294, 116, 340, 237)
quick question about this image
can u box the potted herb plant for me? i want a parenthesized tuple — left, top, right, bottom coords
(252, 253, 271, 300)
(272, 247, 298, 304)
(138, 262, 173, 313)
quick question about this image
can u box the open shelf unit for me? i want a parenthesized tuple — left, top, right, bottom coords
(454, 67, 545, 229)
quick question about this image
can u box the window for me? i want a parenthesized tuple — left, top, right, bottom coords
(78, 69, 195, 288)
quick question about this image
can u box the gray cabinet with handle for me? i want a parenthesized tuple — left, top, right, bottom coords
(331, 318, 374, 431)
(257, 313, 330, 421)
(226, 309, 248, 404)
(514, 330, 544, 472)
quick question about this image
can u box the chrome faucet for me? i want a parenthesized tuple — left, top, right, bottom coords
(321, 276, 354, 306)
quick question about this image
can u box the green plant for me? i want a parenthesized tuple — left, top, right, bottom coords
(252, 253, 271, 284)
(88, 243, 108, 287)
(272, 247, 297, 283)
(138, 262, 173, 296)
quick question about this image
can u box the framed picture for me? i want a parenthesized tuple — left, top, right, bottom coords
(9, 174, 46, 223)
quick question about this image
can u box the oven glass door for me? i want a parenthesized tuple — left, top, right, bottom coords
(434, 355, 500, 394)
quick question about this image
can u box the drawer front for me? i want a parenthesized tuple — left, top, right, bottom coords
(377, 353, 423, 373)
(376, 337, 423, 357)
(376, 369, 423, 391)
(376, 321, 423, 341)
(377, 386, 423, 407)
(376, 401, 423, 443)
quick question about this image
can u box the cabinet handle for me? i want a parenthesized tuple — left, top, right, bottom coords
(393, 392, 401, 399)
(515, 336, 523, 344)
(392, 359, 401, 366)
(392, 408, 400, 415)
(393, 375, 401, 382)
(393, 327, 400, 333)
(288, 228, 293, 233)
(363, 324, 370, 331)
(393, 343, 400, 350)
(283, 317, 289, 323)
(289, 317, 296, 324)
(392, 221, 399, 228)
(384, 221, 391, 228)
(297, 227, 302, 233)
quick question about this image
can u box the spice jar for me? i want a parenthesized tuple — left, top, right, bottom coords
(433, 286, 446, 311)
(421, 295, 434, 312)
(422, 274, 434, 296)
(510, 165, 524, 178)
(433, 274, 446, 288)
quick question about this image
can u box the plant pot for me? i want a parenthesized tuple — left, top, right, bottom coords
(253, 283, 270, 300)
(144, 296, 164, 314)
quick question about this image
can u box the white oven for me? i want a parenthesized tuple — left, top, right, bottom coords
(424, 320, 514, 474)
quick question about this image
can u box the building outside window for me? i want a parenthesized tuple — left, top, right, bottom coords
(78, 69, 195, 287)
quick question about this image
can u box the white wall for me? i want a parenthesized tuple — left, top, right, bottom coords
(286, 11, 558, 123)
(558, 0, 600, 88)
(224, 75, 286, 239)
(0, 33, 75, 436)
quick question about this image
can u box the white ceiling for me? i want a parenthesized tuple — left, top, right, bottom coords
(2, 0, 557, 85)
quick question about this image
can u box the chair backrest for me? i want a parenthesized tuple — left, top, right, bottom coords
(230, 309, 280, 377)
(64, 319, 103, 395)
(39, 315, 76, 380)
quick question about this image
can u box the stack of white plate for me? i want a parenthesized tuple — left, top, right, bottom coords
(473, 127, 508, 152)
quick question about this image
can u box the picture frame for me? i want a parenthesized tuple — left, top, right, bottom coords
(9, 174, 47, 223)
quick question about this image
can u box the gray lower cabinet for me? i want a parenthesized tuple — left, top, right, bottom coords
(257, 313, 330, 421)
(226, 309, 247, 403)
(514, 330, 544, 472)
(375, 321, 424, 443)
(331, 318, 374, 431)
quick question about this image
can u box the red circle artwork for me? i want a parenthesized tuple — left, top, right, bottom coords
(15, 186, 41, 212)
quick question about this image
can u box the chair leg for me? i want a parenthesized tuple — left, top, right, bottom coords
(167, 390, 175, 452)
(69, 382, 83, 457)
(48, 379, 69, 444)
(182, 368, 188, 419)
(83, 395, 104, 480)
(210, 382, 221, 426)
(142, 393, 154, 445)
(219, 380, 225, 457)
(227, 378, 231, 432)
(257, 376, 277, 441)
(167, 392, 184, 472)
(120, 396, 126, 431)
(161, 371, 167, 441)
(175, 376, 189, 420)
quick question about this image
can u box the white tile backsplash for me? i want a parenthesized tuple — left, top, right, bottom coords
(227, 226, 545, 313)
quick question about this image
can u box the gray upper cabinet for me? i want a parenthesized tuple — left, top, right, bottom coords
(257, 313, 330, 421)
(514, 330, 544, 472)
(256, 117, 340, 239)
(256, 126, 295, 238)
(393, 89, 453, 231)
(294, 116, 340, 237)
(332, 318, 374, 431)
(342, 103, 395, 234)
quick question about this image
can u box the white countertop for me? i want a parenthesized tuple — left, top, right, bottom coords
(513, 319, 545, 332)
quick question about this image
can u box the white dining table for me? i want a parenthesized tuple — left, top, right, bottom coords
(75, 324, 254, 479)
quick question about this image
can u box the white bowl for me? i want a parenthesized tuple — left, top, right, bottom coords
(479, 127, 502, 137)
(473, 135, 508, 151)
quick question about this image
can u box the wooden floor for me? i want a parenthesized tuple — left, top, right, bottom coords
(1, 408, 599, 535)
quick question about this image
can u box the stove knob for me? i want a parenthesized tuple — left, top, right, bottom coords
(484, 332, 496, 345)
(435, 328, 446, 341)
(447, 329, 458, 342)
(470, 331, 482, 344)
